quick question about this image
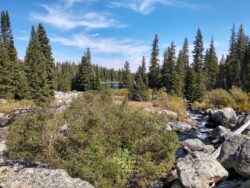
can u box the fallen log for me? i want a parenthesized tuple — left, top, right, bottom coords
(211, 119, 250, 159)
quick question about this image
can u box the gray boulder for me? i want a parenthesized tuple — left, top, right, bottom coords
(233, 139, 250, 178)
(181, 139, 214, 154)
(0, 166, 94, 188)
(177, 152, 228, 188)
(210, 107, 238, 128)
(168, 121, 193, 132)
(210, 126, 232, 144)
(218, 134, 249, 169)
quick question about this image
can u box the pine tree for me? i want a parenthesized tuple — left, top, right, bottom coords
(182, 38, 190, 95)
(131, 66, 148, 101)
(0, 10, 28, 99)
(122, 61, 133, 89)
(161, 42, 176, 93)
(186, 67, 197, 102)
(148, 34, 161, 89)
(217, 55, 227, 89)
(140, 56, 148, 88)
(0, 42, 13, 98)
(192, 28, 205, 101)
(173, 50, 185, 97)
(24, 26, 50, 106)
(37, 23, 56, 98)
(78, 49, 96, 91)
(204, 38, 219, 90)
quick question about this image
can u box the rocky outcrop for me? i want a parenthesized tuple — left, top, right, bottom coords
(233, 139, 250, 178)
(158, 110, 178, 118)
(167, 121, 193, 132)
(181, 139, 214, 154)
(218, 134, 249, 169)
(0, 166, 94, 188)
(209, 107, 238, 128)
(210, 126, 232, 144)
(176, 152, 228, 188)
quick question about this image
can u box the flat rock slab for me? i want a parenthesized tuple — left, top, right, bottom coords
(0, 166, 94, 188)
(177, 152, 228, 188)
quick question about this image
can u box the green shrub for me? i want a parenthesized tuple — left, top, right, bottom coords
(6, 91, 179, 188)
(193, 88, 250, 111)
(230, 87, 248, 104)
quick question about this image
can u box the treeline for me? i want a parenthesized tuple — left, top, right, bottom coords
(56, 61, 124, 92)
(1, 10, 250, 104)
(0, 11, 56, 105)
(122, 25, 250, 102)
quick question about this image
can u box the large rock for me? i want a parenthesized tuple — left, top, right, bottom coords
(233, 139, 250, 178)
(210, 126, 232, 144)
(218, 134, 249, 169)
(238, 113, 250, 136)
(176, 152, 228, 188)
(181, 139, 214, 154)
(167, 121, 193, 132)
(0, 166, 94, 188)
(0, 115, 12, 127)
(209, 107, 238, 128)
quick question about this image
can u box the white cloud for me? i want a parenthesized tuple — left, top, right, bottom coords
(31, 1, 127, 30)
(109, 0, 197, 14)
(52, 34, 149, 55)
(51, 34, 150, 71)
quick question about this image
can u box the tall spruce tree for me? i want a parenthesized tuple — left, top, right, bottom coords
(204, 38, 219, 90)
(173, 50, 185, 97)
(0, 10, 28, 99)
(131, 66, 147, 101)
(180, 38, 190, 96)
(0, 42, 13, 98)
(140, 56, 148, 88)
(24, 26, 50, 106)
(161, 42, 176, 93)
(217, 55, 227, 89)
(148, 34, 161, 89)
(122, 61, 133, 89)
(192, 28, 205, 101)
(37, 23, 56, 98)
(78, 48, 96, 91)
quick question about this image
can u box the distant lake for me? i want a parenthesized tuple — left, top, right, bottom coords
(101, 82, 121, 89)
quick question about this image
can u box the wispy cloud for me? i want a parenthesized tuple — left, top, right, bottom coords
(30, 0, 127, 30)
(52, 34, 149, 56)
(109, 0, 198, 14)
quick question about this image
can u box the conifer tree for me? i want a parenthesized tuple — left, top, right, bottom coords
(181, 38, 190, 96)
(122, 61, 133, 89)
(204, 38, 219, 90)
(186, 67, 197, 102)
(173, 50, 185, 97)
(192, 28, 205, 101)
(78, 48, 96, 91)
(37, 23, 56, 98)
(131, 66, 148, 101)
(140, 56, 148, 88)
(0, 10, 28, 99)
(24, 26, 50, 106)
(148, 34, 161, 89)
(0, 42, 13, 98)
(217, 55, 227, 89)
(161, 42, 176, 93)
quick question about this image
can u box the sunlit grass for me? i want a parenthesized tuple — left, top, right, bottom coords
(0, 99, 34, 113)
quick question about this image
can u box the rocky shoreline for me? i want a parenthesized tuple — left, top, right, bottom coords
(165, 107, 250, 188)
(1, 94, 250, 188)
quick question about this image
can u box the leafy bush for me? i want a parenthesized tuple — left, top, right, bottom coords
(193, 88, 250, 111)
(0, 99, 34, 113)
(6, 90, 179, 188)
(152, 90, 186, 113)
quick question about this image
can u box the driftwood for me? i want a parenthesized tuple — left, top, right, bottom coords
(211, 119, 250, 159)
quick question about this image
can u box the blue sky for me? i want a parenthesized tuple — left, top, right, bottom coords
(1, 0, 250, 71)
